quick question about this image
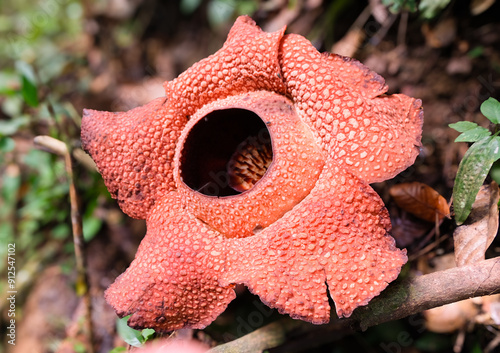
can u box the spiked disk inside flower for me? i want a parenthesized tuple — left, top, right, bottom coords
(227, 134, 273, 192)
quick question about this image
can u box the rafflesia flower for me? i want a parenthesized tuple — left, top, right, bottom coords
(81, 16, 423, 332)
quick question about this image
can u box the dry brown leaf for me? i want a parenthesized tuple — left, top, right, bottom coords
(331, 28, 365, 58)
(421, 18, 457, 48)
(389, 182, 450, 223)
(477, 294, 500, 325)
(453, 181, 499, 267)
(422, 254, 475, 333)
(424, 299, 478, 333)
(423, 254, 500, 334)
(470, 0, 496, 15)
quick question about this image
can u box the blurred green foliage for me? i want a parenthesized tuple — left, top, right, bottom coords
(0, 0, 83, 64)
(0, 0, 103, 294)
(382, 0, 452, 18)
(382, 0, 418, 13)
(180, 0, 258, 27)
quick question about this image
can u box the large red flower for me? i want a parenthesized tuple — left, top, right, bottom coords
(81, 16, 423, 331)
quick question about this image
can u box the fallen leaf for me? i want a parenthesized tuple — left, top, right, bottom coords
(424, 299, 478, 333)
(477, 294, 500, 326)
(423, 254, 500, 334)
(421, 17, 456, 48)
(389, 182, 450, 222)
(453, 181, 499, 266)
(470, 0, 496, 15)
(331, 28, 365, 58)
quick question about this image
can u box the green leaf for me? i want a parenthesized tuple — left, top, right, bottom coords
(20, 75, 39, 107)
(15, 61, 39, 107)
(418, 0, 451, 18)
(109, 348, 127, 353)
(1, 168, 21, 208)
(492, 136, 500, 161)
(52, 223, 70, 240)
(0, 136, 15, 152)
(82, 216, 102, 242)
(116, 315, 144, 347)
(15, 61, 37, 83)
(453, 136, 499, 224)
(470, 342, 484, 353)
(73, 342, 87, 353)
(454, 126, 491, 142)
(382, 0, 417, 13)
(180, 0, 202, 14)
(141, 328, 155, 341)
(480, 97, 500, 124)
(0, 71, 19, 96)
(208, 0, 235, 27)
(490, 159, 500, 185)
(0, 116, 29, 136)
(468, 46, 484, 59)
(235, 0, 259, 15)
(449, 121, 479, 133)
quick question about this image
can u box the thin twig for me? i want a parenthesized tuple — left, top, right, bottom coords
(34, 135, 95, 353)
(369, 13, 398, 46)
(409, 216, 447, 261)
(397, 11, 408, 47)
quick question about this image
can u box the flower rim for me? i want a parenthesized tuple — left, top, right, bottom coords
(174, 91, 325, 238)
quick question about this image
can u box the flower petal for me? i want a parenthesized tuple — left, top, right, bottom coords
(221, 158, 407, 322)
(165, 16, 287, 117)
(105, 192, 235, 331)
(280, 34, 423, 183)
(81, 98, 186, 219)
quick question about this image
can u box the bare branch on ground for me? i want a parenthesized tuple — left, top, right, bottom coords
(209, 256, 500, 353)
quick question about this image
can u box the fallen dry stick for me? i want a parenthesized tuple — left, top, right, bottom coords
(33, 135, 95, 353)
(350, 256, 500, 330)
(209, 256, 500, 353)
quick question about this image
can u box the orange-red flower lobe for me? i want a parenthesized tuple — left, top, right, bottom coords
(82, 15, 423, 332)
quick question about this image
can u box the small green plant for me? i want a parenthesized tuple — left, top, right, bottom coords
(115, 315, 155, 348)
(450, 97, 500, 225)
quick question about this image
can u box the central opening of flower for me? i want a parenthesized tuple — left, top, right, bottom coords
(180, 109, 273, 197)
